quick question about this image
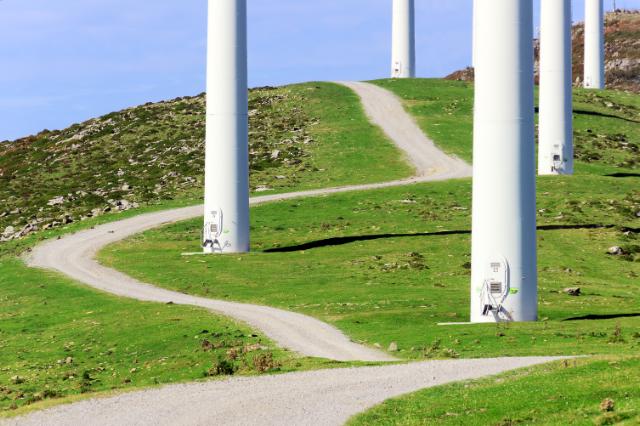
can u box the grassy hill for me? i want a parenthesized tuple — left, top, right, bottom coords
(0, 83, 407, 415)
(1, 78, 638, 422)
(0, 83, 410, 245)
(100, 79, 639, 425)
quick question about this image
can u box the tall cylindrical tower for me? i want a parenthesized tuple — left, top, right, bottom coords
(391, 0, 416, 78)
(539, 0, 574, 175)
(470, 0, 538, 323)
(203, 0, 250, 254)
(584, 0, 605, 89)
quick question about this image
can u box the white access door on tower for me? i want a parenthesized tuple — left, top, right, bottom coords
(539, 0, 574, 176)
(391, 0, 416, 78)
(203, 0, 250, 254)
(470, 0, 538, 323)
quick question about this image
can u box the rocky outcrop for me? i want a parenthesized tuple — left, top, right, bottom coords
(446, 10, 640, 93)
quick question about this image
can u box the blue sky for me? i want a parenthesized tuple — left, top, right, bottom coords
(0, 0, 637, 141)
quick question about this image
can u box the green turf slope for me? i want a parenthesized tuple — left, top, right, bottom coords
(100, 79, 639, 424)
(0, 82, 405, 415)
(0, 82, 411, 244)
(349, 356, 640, 425)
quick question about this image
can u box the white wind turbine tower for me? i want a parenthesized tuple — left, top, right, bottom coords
(584, 0, 605, 89)
(538, 0, 574, 175)
(202, 0, 250, 254)
(470, 0, 538, 323)
(391, 0, 416, 78)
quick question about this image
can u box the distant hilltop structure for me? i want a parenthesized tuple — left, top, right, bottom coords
(447, 10, 640, 93)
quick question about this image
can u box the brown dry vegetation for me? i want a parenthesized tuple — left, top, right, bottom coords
(447, 10, 640, 93)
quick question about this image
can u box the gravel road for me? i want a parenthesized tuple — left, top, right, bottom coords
(2, 82, 545, 426)
(24, 82, 471, 362)
(3, 357, 565, 426)
(337, 81, 471, 178)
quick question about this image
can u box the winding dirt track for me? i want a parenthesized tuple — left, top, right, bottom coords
(25, 81, 471, 362)
(4, 357, 565, 426)
(5, 83, 563, 426)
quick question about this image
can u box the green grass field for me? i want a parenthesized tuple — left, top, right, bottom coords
(100, 177, 639, 359)
(0, 258, 334, 414)
(0, 82, 411, 243)
(373, 79, 640, 174)
(288, 82, 413, 189)
(349, 356, 640, 425)
(0, 83, 405, 416)
(1, 79, 638, 421)
(100, 79, 639, 424)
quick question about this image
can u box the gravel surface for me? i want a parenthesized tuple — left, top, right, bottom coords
(338, 81, 472, 179)
(24, 82, 471, 362)
(9, 82, 497, 425)
(3, 357, 565, 426)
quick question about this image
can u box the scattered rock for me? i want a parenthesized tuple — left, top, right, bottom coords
(65, 356, 74, 364)
(243, 343, 267, 353)
(607, 246, 625, 256)
(2, 226, 15, 238)
(255, 186, 271, 193)
(59, 214, 74, 225)
(563, 287, 581, 296)
(47, 196, 65, 206)
(201, 339, 213, 352)
(600, 398, 615, 412)
(10, 376, 24, 385)
(115, 200, 137, 211)
(388, 342, 399, 352)
(226, 348, 239, 360)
